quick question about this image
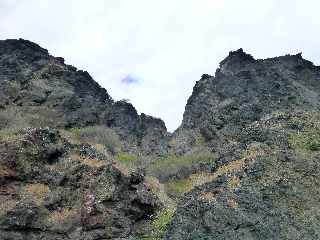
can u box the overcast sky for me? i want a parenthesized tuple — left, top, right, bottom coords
(0, 0, 319, 131)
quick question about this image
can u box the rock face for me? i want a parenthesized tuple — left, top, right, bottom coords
(0, 128, 161, 240)
(1, 39, 320, 240)
(181, 49, 320, 145)
(0, 39, 168, 240)
(0, 39, 169, 154)
(166, 112, 320, 239)
(165, 50, 320, 239)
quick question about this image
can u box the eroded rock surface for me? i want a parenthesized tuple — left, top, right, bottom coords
(166, 50, 320, 239)
(166, 112, 320, 239)
(0, 128, 161, 240)
(1, 39, 320, 240)
(0, 39, 169, 154)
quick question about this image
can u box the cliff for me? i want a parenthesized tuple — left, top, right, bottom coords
(1, 39, 320, 239)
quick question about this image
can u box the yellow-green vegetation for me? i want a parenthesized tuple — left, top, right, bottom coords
(146, 208, 175, 240)
(286, 112, 320, 154)
(148, 149, 216, 178)
(136, 177, 176, 239)
(115, 153, 138, 163)
(289, 127, 320, 153)
(114, 153, 139, 169)
(165, 144, 267, 197)
(64, 126, 121, 153)
(165, 177, 194, 196)
(165, 172, 216, 197)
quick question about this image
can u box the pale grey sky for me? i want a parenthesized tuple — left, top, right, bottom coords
(0, 0, 319, 131)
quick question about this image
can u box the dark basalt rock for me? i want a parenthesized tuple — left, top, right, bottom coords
(0, 38, 169, 154)
(2, 39, 320, 239)
(166, 113, 320, 240)
(166, 49, 320, 239)
(180, 48, 320, 148)
(0, 128, 162, 240)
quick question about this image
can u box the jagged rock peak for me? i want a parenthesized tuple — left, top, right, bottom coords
(167, 50, 320, 240)
(181, 48, 320, 133)
(220, 48, 255, 65)
(217, 48, 255, 75)
(0, 38, 169, 154)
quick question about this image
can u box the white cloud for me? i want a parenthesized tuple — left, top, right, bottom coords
(0, 0, 319, 131)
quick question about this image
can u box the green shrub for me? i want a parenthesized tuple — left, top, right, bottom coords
(165, 172, 216, 198)
(147, 149, 216, 179)
(115, 153, 139, 164)
(114, 153, 141, 172)
(165, 178, 193, 196)
(308, 142, 320, 151)
(288, 128, 320, 153)
(149, 208, 175, 239)
(67, 126, 121, 153)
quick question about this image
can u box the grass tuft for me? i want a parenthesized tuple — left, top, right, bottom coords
(148, 149, 216, 179)
(64, 126, 121, 153)
(149, 208, 175, 239)
(289, 127, 320, 153)
(114, 153, 139, 170)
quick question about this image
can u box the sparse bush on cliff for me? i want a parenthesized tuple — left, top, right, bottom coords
(66, 126, 121, 153)
(289, 126, 320, 153)
(150, 208, 175, 239)
(114, 153, 139, 169)
(147, 149, 216, 180)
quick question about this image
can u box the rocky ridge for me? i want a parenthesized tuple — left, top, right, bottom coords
(1, 39, 320, 239)
(0, 39, 169, 155)
(165, 50, 320, 239)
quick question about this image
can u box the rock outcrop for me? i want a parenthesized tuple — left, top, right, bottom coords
(0, 39, 169, 154)
(165, 50, 320, 239)
(181, 49, 320, 141)
(1, 39, 320, 240)
(0, 128, 161, 240)
(166, 112, 320, 239)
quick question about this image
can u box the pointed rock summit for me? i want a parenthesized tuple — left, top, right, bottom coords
(218, 48, 255, 75)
